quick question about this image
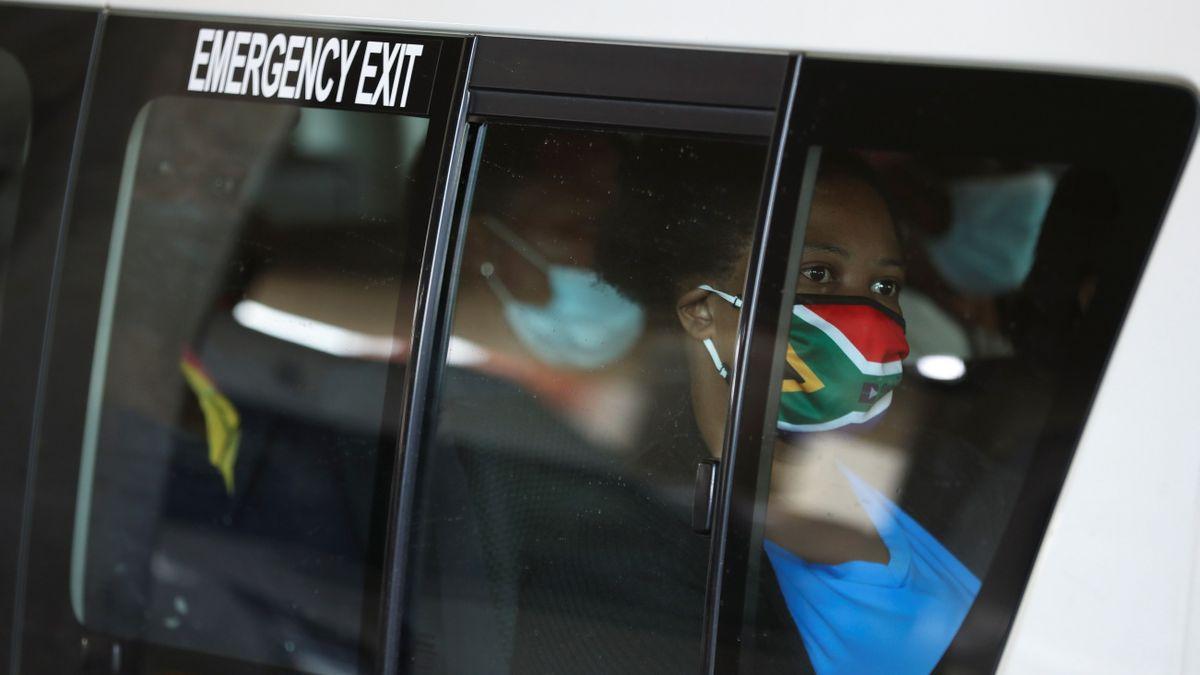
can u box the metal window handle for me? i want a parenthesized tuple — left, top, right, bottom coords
(693, 459, 720, 534)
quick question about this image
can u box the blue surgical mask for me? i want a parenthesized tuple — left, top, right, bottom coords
(925, 169, 1057, 295)
(481, 217, 644, 370)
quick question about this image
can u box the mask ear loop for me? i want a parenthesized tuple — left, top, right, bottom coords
(696, 285, 741, 380)
(698, 284, 744, 308)
(480, 261, 517, 305)
(480, 217, 552, 307)
(482, 216, 550, 272)
(703, 338, 729, 380)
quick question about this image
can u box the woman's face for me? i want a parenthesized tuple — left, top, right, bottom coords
(692, 170, 904, 363)
(676, 168, 904, 455)
(796, 171, 905, 315)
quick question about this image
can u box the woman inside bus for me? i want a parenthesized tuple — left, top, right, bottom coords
(597, 146, 981, 674)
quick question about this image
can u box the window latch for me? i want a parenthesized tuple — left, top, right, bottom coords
(692, 459, 719, 534)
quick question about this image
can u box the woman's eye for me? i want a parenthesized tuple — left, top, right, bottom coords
(800, 266, 833, 284)
(870, 279, 900, 297)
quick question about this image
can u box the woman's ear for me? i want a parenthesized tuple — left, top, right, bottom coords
(677, 288, 717, 340)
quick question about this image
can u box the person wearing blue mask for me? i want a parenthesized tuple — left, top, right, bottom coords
(420, 128, 748, 674)
(450, 126, 645, 372)
(926, 168, 1057, 297)
(477, 215, 645, 370)
(597, 150, 981, 675)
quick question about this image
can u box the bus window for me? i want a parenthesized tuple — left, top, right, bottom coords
(401, 123, 770, 673)
(71, 96, 428, 672)
(709, 61, 1196, 674)
(15, 20, 464, 672)
(734, 149, 1069, 673)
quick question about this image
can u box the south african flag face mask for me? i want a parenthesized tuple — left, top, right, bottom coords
(699, 286, 910, 433)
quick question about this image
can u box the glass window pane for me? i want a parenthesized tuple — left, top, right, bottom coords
(0, 47, 31, 329)
(402, 123, 768, 673)
(731, 146, 1173, 673)
(73, 96, 428, 672)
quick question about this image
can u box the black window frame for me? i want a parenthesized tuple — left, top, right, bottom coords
(0, 5, 100, 672)
(387, 35, 792, 673)
(14, 13, 471, 674)
(4, 11, 1195, 672)
(708, 58, 1198, 675)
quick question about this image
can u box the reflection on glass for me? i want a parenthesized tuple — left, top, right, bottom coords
(0, 48, 32, 332)
(72, 97, 429, 673)
(729, 149, 1088, 674)
(402, 124, 768, 673)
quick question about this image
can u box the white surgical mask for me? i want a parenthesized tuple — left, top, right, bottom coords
(926, 168, 1057, 295)
(480, 217, 644, 370)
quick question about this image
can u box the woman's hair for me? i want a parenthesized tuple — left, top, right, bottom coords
(595, 144, 894, 316)
(594, 137, 768, 315)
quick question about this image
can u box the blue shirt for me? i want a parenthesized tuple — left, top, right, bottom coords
(764, 467, 981, 675)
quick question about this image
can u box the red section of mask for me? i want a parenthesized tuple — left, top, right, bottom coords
(804, 302, 910, 364)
